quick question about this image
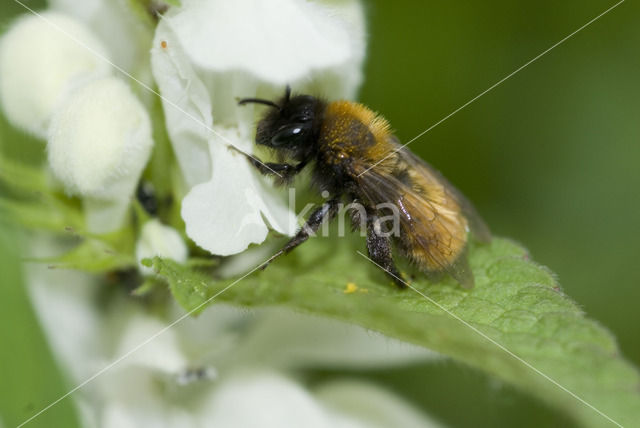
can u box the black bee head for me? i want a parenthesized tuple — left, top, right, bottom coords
(239, 86, 322, 159)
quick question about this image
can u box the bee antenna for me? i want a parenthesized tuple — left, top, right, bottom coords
(237, 98, 281, 110)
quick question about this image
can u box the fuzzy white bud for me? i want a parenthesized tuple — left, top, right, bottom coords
(48, 77, 153, 233)
(135, 219, 189, 276)
(0, 12, 111, 137)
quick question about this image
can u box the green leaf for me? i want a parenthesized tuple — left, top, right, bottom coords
(0, 155, 49, 193)
(0, 197, 83, 233)
(131, 276, 162, 296)
(151, 237, 640, 428)
(37, 238, 136, 273)
(0, 155, 85, 233)
(0, 155, 140, 274)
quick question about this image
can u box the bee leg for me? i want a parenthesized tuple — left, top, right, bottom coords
(366, 219, 406, 288)
(261, 198, 340, 270)
(248, 158, 298, 177)
(234, 148, 307, 180)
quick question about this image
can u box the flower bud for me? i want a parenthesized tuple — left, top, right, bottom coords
(48, 77, 153, 233)
(135, 219, 188, 276)
(0, 12, 111, 137)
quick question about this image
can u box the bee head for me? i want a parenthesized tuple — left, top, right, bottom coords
(239, 86, 322, 158)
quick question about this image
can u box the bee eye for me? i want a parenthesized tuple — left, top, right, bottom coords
(291, 114, 311, 122)
(272, 125, 304, 146)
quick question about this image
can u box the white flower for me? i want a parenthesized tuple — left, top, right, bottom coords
(181, 130, 298, 255)
(150, 0, 366, 256)
(166, 0, 366, 93)
(135, 219, 188, 276)
(0, 12, 111, 137)
(315, 379, 443, 428)
(48, 77, 153, 233)
(27, 255, 439, 428)
(198, 371, 443, 428)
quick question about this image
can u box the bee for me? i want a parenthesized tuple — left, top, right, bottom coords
(238, 87, 491, 288)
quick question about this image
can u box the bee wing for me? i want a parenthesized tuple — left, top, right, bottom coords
(392, 138, 491, 243)
(354, 159, 476, 288)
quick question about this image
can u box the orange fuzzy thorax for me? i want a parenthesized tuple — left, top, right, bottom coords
(320, 101, 396, 172)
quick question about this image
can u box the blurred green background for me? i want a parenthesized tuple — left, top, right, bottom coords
(1, 0, 638, 427)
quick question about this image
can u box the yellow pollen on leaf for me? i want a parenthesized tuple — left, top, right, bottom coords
(344, 282, 358, 294)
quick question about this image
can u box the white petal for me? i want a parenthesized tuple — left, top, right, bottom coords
(316, 380, 444, 428)
(169, 304, 435, 371)
(48, 0, 152, 73)
(83, 196, 132, 236)
(152, 0, 365, 256)
(26, 248, 104, 382)
(222, 307, 437, 369)
(136, 219, 189, 276)
(0, 12, 111, 137)
(112, 314, 187, 374)
(307, 0, 367, 100)
(102, 400, 194, 428)
(250, 170, 298, 236)
(181, 130, 296, 256)
(168, 0, 360, 85)
(171, 303, 277, 366)
(150, 20, 214, 188)
(47, 0, 102, 22)
(102, 402, 149, 428)
(181, 143, 267, 256)
(47, 77, 153, 232)
(199, 371, 330, 428)
(99, 364, 198, 428)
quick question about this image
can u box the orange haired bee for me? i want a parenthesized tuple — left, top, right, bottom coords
(238, 87, 490, 288)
